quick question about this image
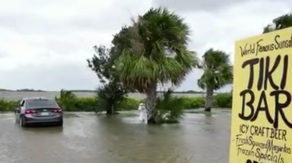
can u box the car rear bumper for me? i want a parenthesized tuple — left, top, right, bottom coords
(24, 115, 63, 124)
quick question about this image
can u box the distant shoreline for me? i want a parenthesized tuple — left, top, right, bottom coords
(0, 89, 213, 94)
(0, 90, 226, 101)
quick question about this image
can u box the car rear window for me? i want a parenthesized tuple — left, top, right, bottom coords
(26, 99, 59, 108)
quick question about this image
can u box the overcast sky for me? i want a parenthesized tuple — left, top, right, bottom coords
(0, 0, 290, 91)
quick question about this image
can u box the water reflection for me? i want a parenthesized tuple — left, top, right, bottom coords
(0, 111, 230, 163)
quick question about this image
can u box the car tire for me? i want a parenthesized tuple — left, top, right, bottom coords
(20, 116, 26, 127)
(57, 120, 63, 127)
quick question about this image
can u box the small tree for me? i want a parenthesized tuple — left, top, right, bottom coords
(87, 45, 128, 114)
(95, 82, 127, 114)
(198, 48, 232, 112)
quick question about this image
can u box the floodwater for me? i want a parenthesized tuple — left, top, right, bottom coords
(0, 110, 231, 163)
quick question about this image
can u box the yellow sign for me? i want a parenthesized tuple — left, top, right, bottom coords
(229, 27, 292, 163)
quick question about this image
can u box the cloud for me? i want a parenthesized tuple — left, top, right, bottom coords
(154, 0, 242, 12)
(184, 1, 290, 56)
(153, 0, 291, 12)
(0, 61, 98, 90)
(0, 0, 291, 92)
(0, 0, 152, 35)
(0, 49, 8, 58)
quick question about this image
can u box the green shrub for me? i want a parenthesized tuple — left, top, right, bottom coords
(155, 90, 185, 123)
(182, 97, 194, 109)
(74, 97, 97, 112)
(0, 93, 232, 112)
(0, 100, 17, 112)
(213, 93, 232, 108)
(117, 97, 140, 110)
(183, 97, 205, 109)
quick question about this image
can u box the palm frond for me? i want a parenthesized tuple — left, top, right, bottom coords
(115, 7, 198, 92)
(116, 51, 160, 91)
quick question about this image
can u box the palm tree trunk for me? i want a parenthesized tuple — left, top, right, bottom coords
(145, 83, 157, 124)
(106, 100, 114, 115)
(205, 87, 214, 112)
(106, 104, 113, 115)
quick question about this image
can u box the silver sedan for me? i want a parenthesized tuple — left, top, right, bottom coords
(15, 97, 63, 127)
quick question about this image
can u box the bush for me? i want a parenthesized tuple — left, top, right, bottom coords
(0, 99, 18, 112)
(74, 97, 97, 112)
(116, 97, 140, 110)
(0, 93, 232, 112)
(155, 90, 185, 123)
(183, 97, 205, 109)
(213, 93, 232, 108)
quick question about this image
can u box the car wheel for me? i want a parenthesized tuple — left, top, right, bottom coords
(20, 116, 26, 127)
(57, 120, 63, 127)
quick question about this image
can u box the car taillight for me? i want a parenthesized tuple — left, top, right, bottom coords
(24, 110, 36, 114)
(52, 109, 62, 113)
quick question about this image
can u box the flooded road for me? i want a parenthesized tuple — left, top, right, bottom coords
(0, 111, 231, 163)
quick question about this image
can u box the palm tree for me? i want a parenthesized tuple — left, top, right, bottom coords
(197, 49, 232, 112)
(263, 13, 292, 33)
(115, 7, 199, 124)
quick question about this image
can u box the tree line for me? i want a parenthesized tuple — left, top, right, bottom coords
(0, 91, 232, 124)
